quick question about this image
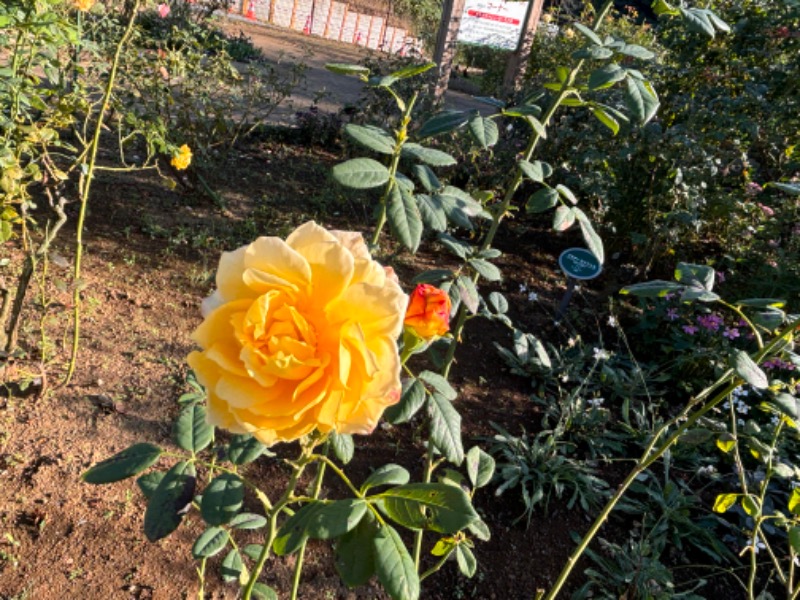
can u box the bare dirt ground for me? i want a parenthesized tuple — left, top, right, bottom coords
(219, 15, 488, 124)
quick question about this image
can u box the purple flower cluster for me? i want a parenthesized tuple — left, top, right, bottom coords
(762, 358, 796, 371)
(697, 314, 724, 332)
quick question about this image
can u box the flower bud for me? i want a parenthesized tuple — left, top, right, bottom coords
(404, 284, 451, 339)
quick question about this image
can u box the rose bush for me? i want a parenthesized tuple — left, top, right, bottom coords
(404, 283, 451, 340)
(187, 221, 408, 445)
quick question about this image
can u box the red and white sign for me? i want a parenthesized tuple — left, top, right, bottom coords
(457, 0, 528, 50)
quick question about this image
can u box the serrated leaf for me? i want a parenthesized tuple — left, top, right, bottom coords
(488, 292, 508, 314)
(617, 43, 655, 60)
(456, 545, 477, 578)
(625, 76, 660, 125)
(201, 473, 244, 526)
(417, 111, 470, 138)
(395, 172, 415, 192)
(390, 62, 435, 79)
(192, 526, 228, 559)
(588, 63, 627, 91)
(273, 504, 325, 556)
(332, 158, 390, 189)
(330, 432, 355, 465)
(553, 206, 576, 231)
(592, 107, 619, 135)
(136, 471, 165, 500)
(229, 512, 267, 530)
(680, 7, 715, 37)
(144, 461, 196, 542)
(83, 443, 163, 484)
(385, 378, 427, 424)
(344, 124, 395, 154)
(468, 114, 499, 149)
(732, 350, 769, 390)
(226, 434, 270, 465)
(574, 207, 604, 263)
(274, 500, 367, 555)
(173, 404, 213, 453)
(387, 185, 423, 253)
(518, 160, 552, 183)
(221, 548, 244, 583)
(419, 370, 457, 400)
(373, 524, 419, 600)
(326, 63, 370, 77)
(438, 233, 473, 259)
(413, 164, 441, 192)
(401, 143, 457, 167)
(712, 493, 738, 513)
(466, 446, 495, 488)
(469, 258, 502, 282)
(572, 22, 602, 46)
(456, 275, 480, 315)
(416, 193, 448, 232)
(362, 464, 411, 493)
(379, 483, 478, 533)
(527, 187, 559, 213)
(428, 393, 464, 465)
(335, 513, 378, 587)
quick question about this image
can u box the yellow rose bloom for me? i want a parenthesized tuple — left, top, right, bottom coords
(74, 0, 95, 11)
(188, 222, 408, 445)
(170, 144, 192, 170)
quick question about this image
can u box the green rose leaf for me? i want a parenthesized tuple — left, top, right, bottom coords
(466, 446, 496, 489)
(136, 471, 165, 500)
(251, 583, 278, 600)
(417, 110, 470, 138)
(456, 545, 477, 578)
(401, 143, 457, 167)
(378, 483, 479, 533)
(620, 280, 684, 298)
(416, 194, 448, 232)
(427, 393, 464, 465)
(527, 187, 559, 213)
(361, 464, 411, 494)
(413, 164, 442, 193)
(518, 159, 553, 183)
(731, 350, 769, 390)
(588, 63, 627, 91)
(325, 63, 370, 78)
(82, 442, 162, 484)
(226, 434, 271, 465)
(468, 114, 499, 149)
(390, 62, 436, 79)
(335, 513, 379, 587)
(330, 431, 355, 465)
(173, 403, 213, 453)
(344, 124, 395, 155)
(221, 548, 245, 583)
(385, 378, 427, 424)
(332, 158, 390, 189)
(387, 185, 423, 253)
(192, 526, 229, 559)
(201, 473, 244, 526)
(144, 460, 196, 542)
(455, 275, 480, 315)
(574, 207, 605, 264)
(229, 512, 268, 530)
(625, 76, 660, 125)
(373, 523, 420, 600)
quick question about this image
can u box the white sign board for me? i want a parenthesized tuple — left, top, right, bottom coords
(457, 0, 528, 50)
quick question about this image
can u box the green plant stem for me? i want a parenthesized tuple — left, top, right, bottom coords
(290, 451, 328, 600)
(62, 2, 140, 387)
(718, 299, 764, 349)
(242, 447, 315, 600)
(441, 0, 615, 377)
(419, 549, 452, 581)
(370, 92, 419, 249)
(413, 442, 436, 569)
(543, 317, 800, 599)
(196, 556, 207, 600)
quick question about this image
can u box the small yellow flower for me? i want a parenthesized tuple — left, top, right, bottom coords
(74, 0, 95, 11)
(170, 144, 192, 170)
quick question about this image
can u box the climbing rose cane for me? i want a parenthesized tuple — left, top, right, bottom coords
(404, 284, 451, 339)
(188, 222, 408, 445)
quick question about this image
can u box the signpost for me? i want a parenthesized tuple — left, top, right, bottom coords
(456, 0, 529, 50)
(556, 248, 602, 319)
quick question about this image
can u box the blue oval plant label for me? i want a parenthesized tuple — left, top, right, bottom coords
(558, 248, 602, 280)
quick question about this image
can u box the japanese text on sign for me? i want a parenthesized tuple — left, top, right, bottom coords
(457, 0, 529, 50)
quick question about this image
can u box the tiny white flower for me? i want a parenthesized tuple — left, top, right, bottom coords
(745, 537, 766, 554)
(528, 291, 539, 302)
(587, 398, 605, 408)
(737, 402, 749, 415)
(723, 401, 731, 409)
(738, 418, 745, 427)
(607, 315, 618, 327)
(593, 347, 611, 361)
(519, 283, 528, 293)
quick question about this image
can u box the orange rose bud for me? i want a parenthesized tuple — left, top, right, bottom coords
(404, 284, 451, 339)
